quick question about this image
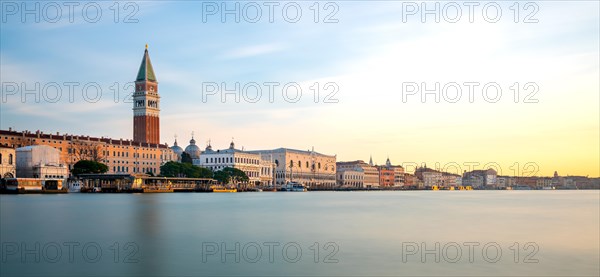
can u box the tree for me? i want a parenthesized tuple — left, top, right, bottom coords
(160, 161, 182, 177)
(213, 167, 249, 185)
(181, 152, 193, 164)
(223, 167, 249, 184)
(70, 140, 106, 163)
(213, 170, 230, 184)
(71, 160, 109, 175)
(160, 161, 213, 178)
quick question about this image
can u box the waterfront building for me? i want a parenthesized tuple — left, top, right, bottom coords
(404, 173, 417, 188)
(248, 148, 336, 189)
(463, 169, 497, 189)
(0, 129, 176, 176)
(373, 158, 404, 188)
(337, 169, 364, 188)
(441, 172, 462, 187)
(497, 175, 516, 188)
(15, 145, 68, 180)
(412, 166, 463, 188)
(536, 177, 553, 189)
(337, 160, 379, 188)
(0, 146, 16, 178)
(196, 140, 261, 185)
(378, 166, 395, 187)
(258, 153, 276, 187)
(422, 170, 443, 188)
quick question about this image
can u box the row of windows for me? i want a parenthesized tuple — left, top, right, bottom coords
(4, 136, 167, 154)
(339, 174, 363, 180)
(113, 166, 156, 174)
(274, 172, 336, 180)
(204, 156, 259, 165)
(0, 153, 13, 165)
(287, 160, 335, 171)
(111, 160, 157, 165)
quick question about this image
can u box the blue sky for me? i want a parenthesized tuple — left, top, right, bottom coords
(1, 1, 599, 176)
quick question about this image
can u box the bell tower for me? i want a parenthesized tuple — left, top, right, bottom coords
(133, 44, 160, 144)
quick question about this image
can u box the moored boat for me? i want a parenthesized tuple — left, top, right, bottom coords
(282, 182, 307, 192)
(211, 185, 237, 193)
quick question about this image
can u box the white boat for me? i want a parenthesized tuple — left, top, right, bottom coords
(283, 182, 307, 192)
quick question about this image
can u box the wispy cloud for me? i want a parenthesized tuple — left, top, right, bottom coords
(220, 43, 284, 59)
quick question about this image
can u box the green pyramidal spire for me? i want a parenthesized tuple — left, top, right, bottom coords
(136, 44, 157, 82)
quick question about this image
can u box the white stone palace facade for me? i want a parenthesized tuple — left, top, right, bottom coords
(248, 148, 336, 189)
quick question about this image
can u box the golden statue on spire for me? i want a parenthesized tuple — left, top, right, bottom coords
(145, 44, 148, 50)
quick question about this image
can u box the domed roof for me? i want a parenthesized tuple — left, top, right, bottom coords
(170, 138, 184, 156)
(185, 136, 201, 159)
(204, 140, 214, 153)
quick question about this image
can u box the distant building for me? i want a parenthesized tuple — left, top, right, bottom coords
(374, 158, 404, 188)
(378, 166, 395, 187)
(404, 173, 417, 187)
(337, 169, 364, 189)
(337, 160, 379, 188)
(463, 169, 497, 189)
(415, 166, 442, 188)
(441, 172, 461, 187)
(496, 175, 516, 188)
(196, 140, 261, 185)
(248, 148, 336, 189)
(258, 154, 275, 187)
(0, 146, 16, 178)
(15, 145, 68, 180)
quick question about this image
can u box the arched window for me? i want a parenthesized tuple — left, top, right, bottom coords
(298, 161, 301, 168)
(318, 162, 321, 169)
(275, 160, 279, 167)
(290, 160, 293, 168)
(0, 153, 2, 164)
(8, 154, 13, 165)
(306, 161, 309, 168)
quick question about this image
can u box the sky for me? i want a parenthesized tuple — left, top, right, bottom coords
(1, 1, 598, 177)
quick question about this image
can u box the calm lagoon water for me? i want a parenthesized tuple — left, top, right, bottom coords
(1, 191, 599, 276)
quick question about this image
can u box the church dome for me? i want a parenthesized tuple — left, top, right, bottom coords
(170, 138, 184, 156)
(185, 136, 201, 159)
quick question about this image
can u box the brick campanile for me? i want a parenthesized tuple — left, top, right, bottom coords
(133, 44, 160, 144)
